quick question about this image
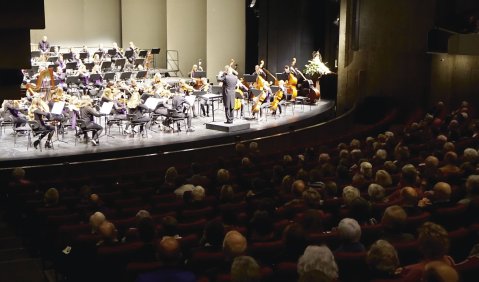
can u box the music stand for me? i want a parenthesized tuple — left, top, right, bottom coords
(93, 51, 103, 59)
(89, 73, 102, 83)
(114, 58, 126, 71)
(62, 52, 73, 61)
(49, 46, 59, 52)
(66, 76, 80, 85)
(47, 56, 58, 63)
(250, 89, 263, 98)
(276, 73, 288, 81)
(150, 48, 160, 55)
(136, 71, 147, 79)
(101, 61, 112, 72)
(193, 71, 206, 78)
(134, 58, 145, 68)
(211, 85, 222, 94)
(243, 74, 257, 83)
(138, 50, 148, 58)
(31, 51, 41, 59)
(32, 65, 39, 73)
(120, 72, 132, 80)
(124, 50, 133, 59)
(65, 62, 78, 70)
(103, 72, 116, 81)
(79, 52, 89, 60)
(107, 49, 117, 56)
(270, 86, 280, 94)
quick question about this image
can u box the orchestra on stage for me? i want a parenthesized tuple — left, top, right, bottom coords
(0, 36, 332, 149)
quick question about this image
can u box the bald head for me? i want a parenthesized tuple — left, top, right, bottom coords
(433, 182, 452, 202)
(400, 187, 418, 206)
(158, 236, 181, 264)
(291, 180, 306, 198)
(223, 230, 247, 258)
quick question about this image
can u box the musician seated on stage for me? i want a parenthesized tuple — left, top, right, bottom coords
(126, 41, 138, 63)
(124, 90, 150, 135)
(2, 100, 27, 129)
(170, 92, 194, 132)
(101, 88, 127, 121)
(28, 98, 54, 149)
(38, 35, 50, 53)
(272, 80, 287, 116)
(199, 77, 211, 117)
(179, 79, 197, 118)
(78, 95, 103, 146)
(48, 88, 71, 133)
(235, 79, 249, 118)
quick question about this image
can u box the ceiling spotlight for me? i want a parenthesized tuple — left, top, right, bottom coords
(249, 0, 257, 8)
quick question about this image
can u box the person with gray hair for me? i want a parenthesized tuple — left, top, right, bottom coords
(231, 256, 260, 282)
(342, 186, 360, 207)
(368, 183, 386, 203)
(367, 240, 401, 279)
(375, 170, 393, 187)
(297, 245, 339, 281)
(335, 218, 365, 253)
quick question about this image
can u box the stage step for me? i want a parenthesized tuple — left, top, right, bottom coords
(206, 121, 250, 132)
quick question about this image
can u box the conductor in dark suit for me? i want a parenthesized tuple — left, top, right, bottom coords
(218, 66, 238, 124)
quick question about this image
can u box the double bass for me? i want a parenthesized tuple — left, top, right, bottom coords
(270, 81, 284, 112)
(295, 67, 320, 103)
(286, 58, 298, 100)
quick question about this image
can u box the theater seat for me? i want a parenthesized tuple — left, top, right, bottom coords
(334, 251, 368, 282)
(455, 256, 479, 282)
(248, 240, 284, 265)
(274, 262, 298, 282)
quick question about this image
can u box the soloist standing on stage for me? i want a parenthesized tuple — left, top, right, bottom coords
(218, 66, 237, 124)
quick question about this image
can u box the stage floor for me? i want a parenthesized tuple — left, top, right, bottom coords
(0, 100, 335, 167)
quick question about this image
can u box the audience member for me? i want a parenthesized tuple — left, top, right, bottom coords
(367, 240, 402, 280)
(335, 218, 365, 253)
(297, 245, 339, 281)
(231, 256, 260, 282)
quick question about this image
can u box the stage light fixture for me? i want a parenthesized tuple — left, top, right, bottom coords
(249, 0, 257, 8)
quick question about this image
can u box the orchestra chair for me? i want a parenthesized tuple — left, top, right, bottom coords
(126, 114, 150, 138)
(274, 262, 298, 282)
(0, 114, 13, 135)
(164, 109, 188, 133)
(106, 115, 125, 136)
(455, 256, 479, 282)
(27, 120, 53, 151)
(74, 119, 96, 145)
(13, 122, 32, 148)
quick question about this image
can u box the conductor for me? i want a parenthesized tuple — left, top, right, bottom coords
(218, 65, 238, 124)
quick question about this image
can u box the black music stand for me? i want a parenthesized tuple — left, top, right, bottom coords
(270, 86, 280, 94)
(276, 73, 288, 81)
(120, 72, 132, 80)
(66, 76, 80, 86)
(151, 48, 160, 55)
(124, 50, 134, 59)
(65, 62, 78, 70)
(84, 62, 94, 71)
(243, 74, 257, 83)
(211, 86, 222, 95)
(107, 49, 117, 57)
(101, 61, 112, 72)
(136, 71, 147, 79)
(103, 72, 116, 81)
(31, 51, 41, 59)
(62, 52, 73, 61)
(49, 46, 60, 52)
(114, 58, 126, 71)
(47, 56, 58, 63)
(94, 51, 103, 59)
(79, 52, 89, 60)
(192, 71, 206, 78)
(138, 50, 148, 58)
(134, 58, 145, 68)
(89, 73, 102, 84)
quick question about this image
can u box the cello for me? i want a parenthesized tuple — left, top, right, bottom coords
(295, 67, 320, 103)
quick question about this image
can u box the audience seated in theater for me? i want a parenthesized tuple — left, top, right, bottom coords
(374, 169, 393, 188)
(317, 153, 336, 178)
(136, 237, 196, 282)
(372, 149, 388, 167)
(198, 219, 224, 251)
(157, 166, 179, 194)
(231, 256, 260, 282)
(189, 185, 206, 208)
(349, 197, 376, 225)
(438, 152, 462, 179)
(352, 162, 373, 190)
(89, 211, 106, 234)
(247, 141, 260, 163)
(222, 230, 248, 272)
(383, 160, 398, 175)
(8, 167, 35, 190)
(302, 209, 324, 233)
(249, 210, 275, 242)
(421, 155, 440, 189)
(43, 187, 59, 207)
(389, 164, 421, 201)
(460, 148, 478, 177)
(303, 187, 322, 209)
(185, 162, 209, 188)
(161, 216, 181, 239)
(459, 174, 479, 206)
(335, 218, 365, 253)
(123, 209, 152, 242)
(342, 186, 360, 208)
(219, 184, 235, 204)
(270, 164, 285, 187)
(399, 187, 422, 216)
(280, 223, 308, 262)
(96, 221, 119, 246)
(215, 169, 231, 193)
(419, 182, 454, 210)
(174, 184, 194, 198)
(297, 245, 339, 282)
(367, 240, 403, 280)
(284, 179, 307, 207)
(368, 183, 387, 204)
(422, 261, 459, 282)
(380, 205, 415, 243)
(403, 222, 454, 280)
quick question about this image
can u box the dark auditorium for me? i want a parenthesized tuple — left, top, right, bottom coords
(1, 0, 479, 281)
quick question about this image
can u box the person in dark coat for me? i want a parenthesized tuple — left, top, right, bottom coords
(218, 65, 238, 124)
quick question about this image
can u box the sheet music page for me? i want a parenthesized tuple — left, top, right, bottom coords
(100, 102, 114, 115)
(51, 101, 65, 115)
(145, 97, 160, 110)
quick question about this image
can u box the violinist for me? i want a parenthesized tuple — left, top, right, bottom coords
(3, 100, 27, 129)
(123, 89, 150, 135)
(28, 97, 54, 149)
(101, 88, 127, 117)
(54, 66, 67, 90)
(198, 77, 210, 117)
(48, 88, 70, 132)
(126, 41, 138, 63)
(38, 36, 50, 53)
(253, 64, 267, 80)
(171, 92, 194, 132)
(55, 54, 66, 70)
(111, 42, 124, 59)
(179, 79, 197, 117)
(79, 95, 103, 146)
(235, 79, 248, 118)
(189, 64, 200, 79)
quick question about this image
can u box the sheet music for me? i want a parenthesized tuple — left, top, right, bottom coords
(144, 97, 160, 110)
(203, 94, 222, 99)
(100, 102, 114, 115)
(51, 101, 65, 115)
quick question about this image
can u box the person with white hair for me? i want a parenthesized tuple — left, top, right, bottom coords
(191, 185, 206, 202)
(231, 256, 260, 282)
(335, 218, 365, 253)
(89, 211, 106, 234)
(368, 183, 386, 203)
(342, 186, 360, 207)
(297, 245, 339, 281)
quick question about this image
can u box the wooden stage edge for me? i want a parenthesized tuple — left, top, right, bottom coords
(0, 100, 335, 169)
